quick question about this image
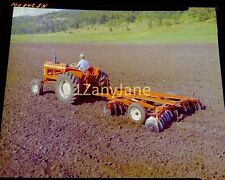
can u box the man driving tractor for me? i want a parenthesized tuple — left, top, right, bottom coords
(71, 53, 90, 72)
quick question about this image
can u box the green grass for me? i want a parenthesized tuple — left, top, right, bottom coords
(11, 21, 218, 44)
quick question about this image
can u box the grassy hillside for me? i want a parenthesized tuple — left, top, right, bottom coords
(11, 8, 217, 44)
(11, 21, 217, 44)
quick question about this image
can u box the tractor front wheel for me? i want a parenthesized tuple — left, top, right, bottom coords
(55, 72, 83, 104)
(30, 79, 43, 95)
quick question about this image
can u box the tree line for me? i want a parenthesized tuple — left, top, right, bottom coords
(12, 8, 216, 34)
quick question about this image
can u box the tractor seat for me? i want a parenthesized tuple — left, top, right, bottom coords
(87, 66, 94, 73)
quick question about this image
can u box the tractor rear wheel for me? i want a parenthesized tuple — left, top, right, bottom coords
(30, 79, 43, 95)
(98, 71, 110, 89)
(128, 103, 146, 124)
(55, 72, 83, 104)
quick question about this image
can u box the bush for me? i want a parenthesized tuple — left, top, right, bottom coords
(148, 21, 153, 29)
(163, 19, 173, 27)
(109, 26, 113, 32)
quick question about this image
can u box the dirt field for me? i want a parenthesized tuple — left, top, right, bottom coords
(0, 43, 225, 178)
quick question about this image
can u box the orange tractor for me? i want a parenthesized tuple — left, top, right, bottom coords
(30, 61, 110, 104)
(31, 59, 206, 133)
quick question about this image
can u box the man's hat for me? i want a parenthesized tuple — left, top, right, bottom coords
(79, 53, 85, 58)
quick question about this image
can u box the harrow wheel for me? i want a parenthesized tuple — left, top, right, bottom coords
(145, 117, 159, 133)
(128, 103, 146, 124)
(30, 79, 43, 95)
(55, 72, 83, 104)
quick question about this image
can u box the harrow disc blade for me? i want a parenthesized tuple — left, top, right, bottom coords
(193, 104, 198, 111)
(145, 117, 159, 133)
(200, 103, 206, 110)
(159, 118, 166, 128)
(158, 120, 164, 132)
(163, 111, 171, 124)
(118, 104, 124, 115)
(177, 113, 184, 121)
(173, 110, 179, 122)
(103, 104, 111, 115)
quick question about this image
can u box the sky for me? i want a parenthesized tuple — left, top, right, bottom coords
(13, 7, 62, 17)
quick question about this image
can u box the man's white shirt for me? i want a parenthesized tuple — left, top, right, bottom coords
(77, 59, 90, 71)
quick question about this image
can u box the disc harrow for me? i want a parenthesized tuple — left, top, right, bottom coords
(97, 87, 206, 133)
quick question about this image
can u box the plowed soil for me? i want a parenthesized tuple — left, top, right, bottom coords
(0, 43, 225, 178)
